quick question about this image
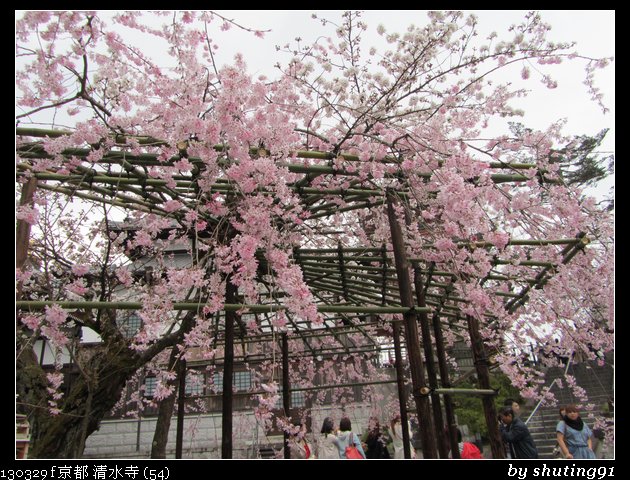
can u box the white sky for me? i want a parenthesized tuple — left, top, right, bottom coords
(210, 10, 615, 131)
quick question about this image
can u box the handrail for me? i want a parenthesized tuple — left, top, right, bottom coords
(525, 356, 572, 425)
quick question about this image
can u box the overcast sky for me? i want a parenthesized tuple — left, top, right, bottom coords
(209, 11, 614, 135)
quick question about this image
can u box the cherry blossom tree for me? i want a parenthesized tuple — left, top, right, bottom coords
(16, 10, 613, 458)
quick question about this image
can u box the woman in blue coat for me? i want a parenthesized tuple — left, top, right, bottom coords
(336, 417, 366, 459)
(556, 404, 596, 459)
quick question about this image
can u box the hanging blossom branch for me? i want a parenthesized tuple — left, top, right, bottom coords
(15, 10, 613, 457)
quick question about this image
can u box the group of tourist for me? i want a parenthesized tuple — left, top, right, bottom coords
(499, 399, 598, 459)
(287, 397, 600, 459)
(288, 414, 415, 459)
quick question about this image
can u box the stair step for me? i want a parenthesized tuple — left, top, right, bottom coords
(516, 358, 613, 459)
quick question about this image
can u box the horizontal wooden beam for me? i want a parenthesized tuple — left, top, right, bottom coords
(16, 300, 430, 314)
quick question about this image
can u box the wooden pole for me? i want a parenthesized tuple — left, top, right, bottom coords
(466, 314, 504, 459)
(16, 177, 37, 299)
(386, 190, 437, 459)
(391, 319, 412, 459)
(16, 300, 429, 315)
(175, 358, 186, 459)
(282, 333, 291, 459)
(221, 280, 237, 459)
(432, 311, 460, 458)
(412, 267, 447, 458)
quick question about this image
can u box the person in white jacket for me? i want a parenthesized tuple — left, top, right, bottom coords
(391, 414, 416, 459)
(289, 421, 315, 459)
(316, 417, 341, 459)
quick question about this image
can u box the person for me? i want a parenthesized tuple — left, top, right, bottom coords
(336, 417, 366, 459)
(289, 421, 315, 459)
(455, 428, 484, 459)
(504, 398, 521, 417)
(552, 407, 567, 459)
(591, 428, 607, 459)
(364, 417, 390, 459)
(316, 417, 340, 459)
(556, 404, 596, 459)
(499, 406, 538, 459)
(390, 414, 416, 459)
(501, 398, 521, 458)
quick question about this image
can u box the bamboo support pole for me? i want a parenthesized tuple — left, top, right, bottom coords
(198, 346, 385, 365)
(301, 263, 390, 276)
(412, 264, 447, 458)
(203, 318, 385, 344)
(391, 317, 412, 459)
(297, 247, 387, 254)
(506, 233, 589, 314)
(303, 276, 386, 304)
(432, 388, 497, 396)
(15, 300, 428, 315)
(308, 200, 385, 220)
(304, 274, 399, 304)
(37, 182, 169, 214)
(17, 130, 555, 176)
(386, 189, 437, 459)
(282, 332, 291, 459)
(432, 309, 460, 459)
(191, 379, 399, 399)
(221, 280, 237, 459)
(311, 294, 363, 352)
(283, 311, 317, 357)
(305, 270, 399, 294)
(16, 177, 38, 300)
(175, 357, 186, 459)
(466, 313, 504, 459)
(18, 127, 558, 172)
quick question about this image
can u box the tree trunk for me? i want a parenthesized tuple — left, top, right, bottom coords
(26, 348, 141, 458)
(150, 347, 182, 458)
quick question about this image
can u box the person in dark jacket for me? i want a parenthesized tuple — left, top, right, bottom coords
(499, 407, 539, 459)
(364, 417, 391, 459)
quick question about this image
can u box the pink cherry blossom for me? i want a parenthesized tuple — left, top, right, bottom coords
(15, 10, 614, 457)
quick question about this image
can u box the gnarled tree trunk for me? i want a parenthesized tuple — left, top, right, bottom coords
(27, 347, 142, 458)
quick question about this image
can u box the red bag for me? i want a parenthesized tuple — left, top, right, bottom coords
(304, 442, 311, 459)
(461, 442, 484, 459)
(345, 433, 364, 459)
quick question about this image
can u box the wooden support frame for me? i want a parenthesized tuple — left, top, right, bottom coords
(15, 126, 603, 460)
(386, 189, 438, 459)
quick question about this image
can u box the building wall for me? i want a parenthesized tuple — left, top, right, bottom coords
(83, 403, 376, 459)
(84, 412, 270, 459)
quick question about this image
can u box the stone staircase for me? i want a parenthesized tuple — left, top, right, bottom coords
(522, 356, 614, 459)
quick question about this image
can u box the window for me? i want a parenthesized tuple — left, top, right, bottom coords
(212, 371, 252, 393)
(117, 312, 142, 338)
(185, 373, 205, 396)
(143, 376, 157, 398)
(234, 371, 252, 391)
(275, 391, 306, 409)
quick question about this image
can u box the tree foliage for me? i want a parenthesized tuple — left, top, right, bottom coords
(455, 372, 522, 441)
(510, 123, 614, 210)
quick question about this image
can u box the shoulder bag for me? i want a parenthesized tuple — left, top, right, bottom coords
(345, 432, 364, 459)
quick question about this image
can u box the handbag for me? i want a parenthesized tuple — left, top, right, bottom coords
(345, 432, 364, 459)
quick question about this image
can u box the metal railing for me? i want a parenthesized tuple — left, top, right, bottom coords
(525, 357, 572, 425)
